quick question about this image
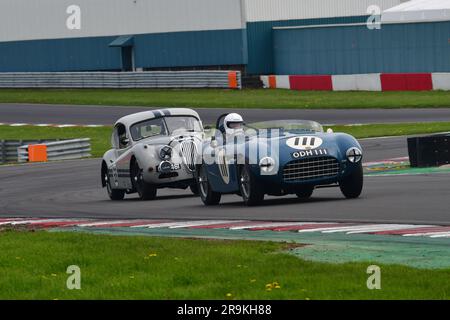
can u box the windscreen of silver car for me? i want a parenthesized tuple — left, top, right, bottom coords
(165, 116, 202, 134)
(131, 118, 167, 141)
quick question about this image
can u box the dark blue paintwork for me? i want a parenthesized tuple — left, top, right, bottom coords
(202, 128, 362, 195)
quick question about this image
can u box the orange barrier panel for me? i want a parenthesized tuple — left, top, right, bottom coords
(28, 144, 47, 162)
(228, 71, 238, 89)
(268, 75, 277, 89)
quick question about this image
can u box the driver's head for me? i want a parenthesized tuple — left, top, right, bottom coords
(224, 113, 244, 135)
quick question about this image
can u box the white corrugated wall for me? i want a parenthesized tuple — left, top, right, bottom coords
(0, 0, 410, 43)
(0, 0, 244, 42)
(244, 0, 407, 22)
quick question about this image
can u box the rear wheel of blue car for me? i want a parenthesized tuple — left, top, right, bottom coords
(339, 163, 363, 199)
(198, 166, 221, 205)
(132, 161, 157, 200)
(239, 165, 264, 206)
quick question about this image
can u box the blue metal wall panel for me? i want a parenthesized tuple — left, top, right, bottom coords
(273, 21, 450, 75)
(0, 36, 121, 72)
(246, 16, 368, 75)
(134, 29, 245, 68)
(0, 29, 246, 72)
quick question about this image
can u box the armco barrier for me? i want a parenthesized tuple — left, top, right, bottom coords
(0, 71, 242, 89)
(17, 139, 91, 163)
(0, 139, 59, 164)
(262, 73, 450, 91)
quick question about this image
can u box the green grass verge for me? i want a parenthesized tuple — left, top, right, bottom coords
(0, 230, 449, 299)
(0, 89, 450, 109)
(1, 122, 450, 159)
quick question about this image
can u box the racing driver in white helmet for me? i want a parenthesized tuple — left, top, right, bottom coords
(223, 113, 245, 136)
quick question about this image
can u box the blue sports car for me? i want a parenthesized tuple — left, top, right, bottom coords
(196, 114, 363, 206)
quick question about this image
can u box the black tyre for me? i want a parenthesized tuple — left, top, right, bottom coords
(239, 165, 264, 206)
(103, 170, 125, 201)
(198, 165, 221, 205)
(131, 162, 157, 200)
(296, 186, 314, 199)
(190, 183, 199, 196)
(339, 163, 364, 199)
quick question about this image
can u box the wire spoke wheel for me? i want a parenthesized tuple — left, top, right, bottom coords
(239, 167, 251, 199)
(197, 165, 221, 205)
(199, 167, 209, 198)
(239, 165, 264, 206)
(104, 170, 124, 200)
(132, 162, 157, 200)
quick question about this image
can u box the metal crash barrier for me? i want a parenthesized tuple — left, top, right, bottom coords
(17, 139, 91, 163)
(1, 139, 59, 164)
(0, 138, 91, 164)
(0, 71, 242, 89)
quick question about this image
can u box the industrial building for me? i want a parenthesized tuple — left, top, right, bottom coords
(0, 0, 448, 75)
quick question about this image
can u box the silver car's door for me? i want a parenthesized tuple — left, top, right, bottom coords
(111, 123, 133, 189)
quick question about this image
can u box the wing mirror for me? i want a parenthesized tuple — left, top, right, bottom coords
(210, 137, 218, 148)
(120, 137, 130, 145)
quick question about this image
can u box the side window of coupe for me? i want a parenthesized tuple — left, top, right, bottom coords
(113, 123, 129, 149)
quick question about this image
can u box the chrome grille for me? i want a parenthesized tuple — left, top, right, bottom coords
(180, 140, 198, 172)
(283, 156, 340, 182)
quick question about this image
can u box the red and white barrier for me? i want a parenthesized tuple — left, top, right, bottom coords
(261, 73, 450, 91)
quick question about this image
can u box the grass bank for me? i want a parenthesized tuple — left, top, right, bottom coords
(0, 89, 449, 109)
(1, 122, 449, 158)
(0, 230, 448, 299)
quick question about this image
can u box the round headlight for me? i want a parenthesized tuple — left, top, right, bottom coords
(159, 145, 172, 160)
(259, 156, 276, 173)
(346, 147, 362, 163)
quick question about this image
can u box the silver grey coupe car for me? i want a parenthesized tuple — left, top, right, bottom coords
(101, 108, 204, 200)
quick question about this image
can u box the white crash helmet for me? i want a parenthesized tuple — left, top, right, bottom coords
(223, 113, 244, 135)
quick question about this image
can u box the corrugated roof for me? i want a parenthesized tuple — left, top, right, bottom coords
(382, 0, 450, 23)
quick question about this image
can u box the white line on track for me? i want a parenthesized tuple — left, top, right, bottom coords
(229, 222, 327, 230)
(77, 220, 141, 227)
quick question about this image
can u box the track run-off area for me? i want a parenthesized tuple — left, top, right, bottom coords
(1, 104, 449, 226)
(3, 103, 450, 125)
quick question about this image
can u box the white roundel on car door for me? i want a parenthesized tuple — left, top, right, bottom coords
(286, 136, 323, 150)
(216, 148, 230, 184)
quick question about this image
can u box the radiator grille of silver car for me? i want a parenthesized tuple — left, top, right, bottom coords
(180, 140, 198, 172)
(283, 156, 340, 182)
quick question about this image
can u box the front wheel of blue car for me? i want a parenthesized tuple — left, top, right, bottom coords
(198, 166, 221, 205)
(239, 165, 264, 206)
(339, 163, 363, 199)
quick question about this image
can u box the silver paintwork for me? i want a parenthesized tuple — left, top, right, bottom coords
(102, 108, 203, 192)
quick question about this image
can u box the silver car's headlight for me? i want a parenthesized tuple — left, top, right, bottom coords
(159, 145, 172, 160)
(259, 156, 276, 173)
(346, 147, 363, 163)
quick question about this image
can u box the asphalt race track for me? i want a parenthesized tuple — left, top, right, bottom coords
(1, 104, 449, 225)
(2, 103, 450, 125)
(1, 157, 449, 225)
